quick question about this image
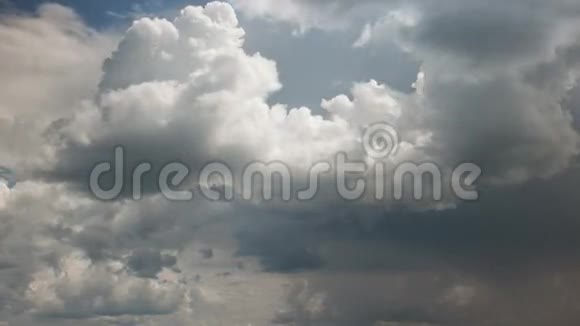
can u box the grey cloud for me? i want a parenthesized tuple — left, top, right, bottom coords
(198, 248, 214, 259)
(0, 3, 116, 175)
(252, 169, 580, 325)
(4, 0, 580, 325)
(414, 6, 553, 63)
(418, 71, 579, 184)
(127, 249, 177, 278)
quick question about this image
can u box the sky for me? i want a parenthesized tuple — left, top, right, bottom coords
(3, 0, 205, 26)
(1, 0, 580, 325)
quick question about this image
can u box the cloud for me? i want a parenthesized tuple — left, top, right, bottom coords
(232, 0, 382, 31)
(2, 1, 580, 325)
(27, 253, 184, 319)
(0, 3, 117, 175)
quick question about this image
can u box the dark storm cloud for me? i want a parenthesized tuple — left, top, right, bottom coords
(414, 6, 552, 63)
(236, 218, 325, 272)
(247, 168, 580, 325)
(231, 167, 580, 274)
(127, 249, 177, 278)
